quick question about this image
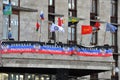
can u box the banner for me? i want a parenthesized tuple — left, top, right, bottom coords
(1, 41, 113, 57)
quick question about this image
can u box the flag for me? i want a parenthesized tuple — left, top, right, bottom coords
(81, 25, 92, 35)
(36, 21, 40, 31)
(94, 22, 100, 29)
(92, 22, 101, 32)
(58, 17, 64, 27)
(3, 3, 12, 15)
(40, 11, 44, 20)
(106, 23, 117, 33)
(68, 17, 79, 26)
(50, 23, 64, 32)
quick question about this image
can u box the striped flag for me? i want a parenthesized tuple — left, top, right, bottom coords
(40, 11, 44, 20)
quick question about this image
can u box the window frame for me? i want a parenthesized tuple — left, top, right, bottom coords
(90, 0, 98, 45)
(48, 0, 55, 42)
(110, 0, 118, 49)
(111, 0, 117, 17)
(90, 0, 97, 13)
(68, 0, 77, 44)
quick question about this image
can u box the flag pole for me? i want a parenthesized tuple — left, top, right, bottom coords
(39, 20, 42, 41)
(80, 34, 82, 45)
(90, 33, 93, 45)
(103, 28, 107, 44)
(37, 19, 39, 41)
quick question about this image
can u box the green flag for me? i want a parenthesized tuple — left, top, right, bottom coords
(68, 17, 80, 26)
(3, 4, 12, 15)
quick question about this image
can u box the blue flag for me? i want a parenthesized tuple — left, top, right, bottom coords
(106, 23, 117, 33)
(40, 11, 44, 20)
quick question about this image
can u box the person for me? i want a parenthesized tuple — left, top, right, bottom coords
(8, 30, 14, 40)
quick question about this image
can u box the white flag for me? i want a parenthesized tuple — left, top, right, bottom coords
(50, 23, 64, 32)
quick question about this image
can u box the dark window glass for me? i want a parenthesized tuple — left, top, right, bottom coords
(110, 0, 118, 50)
(68, 0, 77, 44)
(90, 0, 97, 13)
(111, 0, 117, 17)
(48, 0, 55, 42)
(90, 0, 98, 45)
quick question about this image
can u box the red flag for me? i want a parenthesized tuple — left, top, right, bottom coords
(94, 22, 100, 29)
(36, 22, 40, 31)
(58, 17, 64, 27)
(81, 25, 92, 35)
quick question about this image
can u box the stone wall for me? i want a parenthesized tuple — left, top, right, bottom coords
(0, 0, 3, 40)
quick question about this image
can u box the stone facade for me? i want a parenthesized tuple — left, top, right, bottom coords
(0, 0, 120, 80)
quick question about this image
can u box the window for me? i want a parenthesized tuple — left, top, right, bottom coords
(68, 0, 75, 9)
(49, 0, 54, 6)
(68, 0, 77, 44)
(3, 0, 9, 4)
(90, 0, 98, 20)
(90, 22, 98, 45)
(48, 0, 55, 42)
(90, 0, 98, 45)
(68, 26, 75, 41)
(110, 0, 118, 47)
(3, 0, 20, 41)
(111, 0, 117, 17)
(90, 0, 97, 13)
(3, 0, 19, 6)
(10, 14, 19, 40)
(11, 0, 19, 6)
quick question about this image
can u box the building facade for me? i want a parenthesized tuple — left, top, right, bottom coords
(0, 0, 120, 80)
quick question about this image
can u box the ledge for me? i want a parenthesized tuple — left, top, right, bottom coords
(3, 4, 38, 12)
(48, 12, 64, 17)
(12, 6, 38, 12)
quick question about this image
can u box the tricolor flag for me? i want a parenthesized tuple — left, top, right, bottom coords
(106, 23, 117, 33)
(36, 21, 40, 31)
(40, 11, 44, 20)
(81, 25, 92, 35)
